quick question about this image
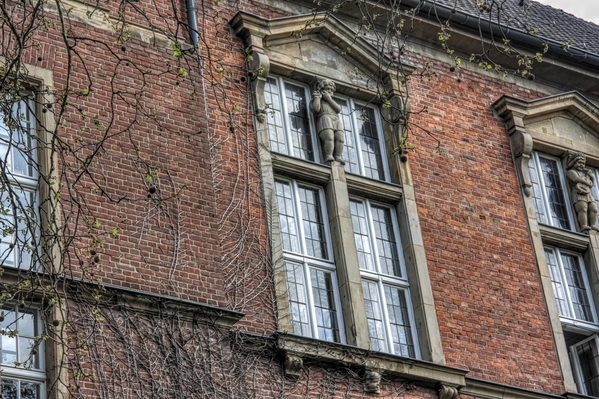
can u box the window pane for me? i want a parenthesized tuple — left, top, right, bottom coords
(20, 381, 40, 399)
(355, 106, 384, 180)
(264, 78, 288, 155)
(529, 158, 549, 225)
(310, 269, 339, 342)
(2, 379, 18, 399)
(285, 262, 311, 337)
(562, 253, 593, 322)
(298, 186, 327, 259)
(350, 200, 375, 272)
(576, 338, 599, 397)
(284, 83, 313, 161)
(275, 181, 300, 253)
(339, 100, 360, 175)
(362, 281, 386, 352)
(384, 286, 415, 358)
(545, 249, 569, 318)
(372, 206, 401, 277)
(0, 101, 35, 179)
(538, 157, 571, 229)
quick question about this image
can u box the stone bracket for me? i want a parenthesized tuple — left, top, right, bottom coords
(439, 384, 460, 399)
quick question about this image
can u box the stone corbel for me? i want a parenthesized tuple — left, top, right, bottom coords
(438, 384, 460, 399)
(508, 126, 534, 197)
(363, 369, 382, 394)
(283, 353, 303, 379)
(246, 50, 271, 124)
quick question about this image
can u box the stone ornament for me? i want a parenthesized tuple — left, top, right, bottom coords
(284, 353, 303, 379)
(566, 152, 599, 233)
(363, 369, 381, 394)
(438, 384, 460, 399)
(310, 79, 345, 165)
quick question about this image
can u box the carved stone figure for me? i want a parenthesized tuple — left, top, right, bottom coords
(363, 369, 381, 394)
(310, 79, 345, 165)
(566, 152, 598, 233)
(284, 353, 303, 379)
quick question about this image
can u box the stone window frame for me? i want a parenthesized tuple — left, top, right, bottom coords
(231, 10, 445, 370)
(494, 91, 599, 395)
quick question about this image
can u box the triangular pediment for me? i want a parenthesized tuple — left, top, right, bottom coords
(231, 11, 410, 96)
(494, 91, 599, 158)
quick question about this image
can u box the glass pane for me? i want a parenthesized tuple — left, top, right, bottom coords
(285, 83, 313, 161)
(562, 253, 593, 322)
(1, 379, 18, 399)
(592, 169, 599, 229)
(264, 78, 288, 155)
(310, 269, 339, 342)
(577, 338, 599, 397)
(372, 206, 401, 277)
(350, 200, 375, 271)
(339, 100, 359, 174)
(538, 156, 571, 229)
(545, 249, 569, 318)
(355, 106, 384, 180)
(529, 158, 549, 225)
(285, 262, 311, 337)
(384, 286, 415, 357)
(362, 280, 387, 352)
(298, 186, 327, 259)
(20, 381, 40, 399)
(1, 101, 35, 179)
(275, 181, 300, 254)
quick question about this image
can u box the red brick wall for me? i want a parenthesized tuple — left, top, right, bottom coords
(407, 57, 563, 392)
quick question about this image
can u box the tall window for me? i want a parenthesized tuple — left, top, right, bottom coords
(275, 178, 344, 343)
(265, 77, 389, 181)
(572, 335, 599, 397)
(0, 304, 45, 399)
(350, 199, 418, 357)
(528, 152, 573, 230)
(0, 99, 38, 270)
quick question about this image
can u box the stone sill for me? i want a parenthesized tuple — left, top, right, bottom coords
(276, 332, 467, 388)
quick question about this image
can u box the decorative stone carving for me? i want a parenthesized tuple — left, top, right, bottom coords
(363, 369, 381, 394)
(284, 353, 303, 379)
(565, 152, 599, 233)
(310, 79, 345, 165)
(508, 128, 534, 197)
(246, 50, 271, 125)
(438, 384, 460, 399)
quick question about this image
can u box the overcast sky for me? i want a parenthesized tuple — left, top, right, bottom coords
(536, 0, 599, 24)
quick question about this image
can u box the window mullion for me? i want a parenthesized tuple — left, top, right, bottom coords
(557, 162, 576, 229)
(291, 181, 307, 256)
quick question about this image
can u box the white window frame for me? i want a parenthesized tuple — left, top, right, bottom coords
(0, 97, 39, 270)
(529, 152, 576, 230)
(264, 77, 320, 162)
(0, 304, 46, 399)
(571, 334, 599, 397)
(545, 246, 598, 329)
(351, 197, 420, 357)
(275, 177, 346, 343)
